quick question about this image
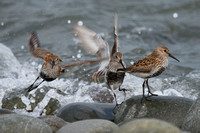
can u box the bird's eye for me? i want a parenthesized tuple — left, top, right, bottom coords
(164, 50, 167, 52)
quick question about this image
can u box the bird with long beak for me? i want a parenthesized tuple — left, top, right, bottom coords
(26, 32, 108, 92)
(74, 14, 126, 107)
(118, 46, 180, 100)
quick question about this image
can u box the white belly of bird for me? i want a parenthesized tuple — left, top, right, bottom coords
(109, 82, 121, 90)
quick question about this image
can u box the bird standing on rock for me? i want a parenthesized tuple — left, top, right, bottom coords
(26, 32, 108, 92)
(74, 14, 126, 107)
(118, 46, 180, 100)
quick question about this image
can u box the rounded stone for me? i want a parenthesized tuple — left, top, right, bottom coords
(0, 114, 52, 133)
(56, 102, 115, 122)
(0, 108, 15, 115)
(114, 118, 181, 133)
(182, 95, 200, 132)
(114, 95, 193, 128)
(57, 119, 118, 133)
(38, 115, 68, 133)
(0, 43, 21, 77)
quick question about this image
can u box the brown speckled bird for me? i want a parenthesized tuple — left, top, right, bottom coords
(74, 14, 126, 106)
(118, 46, 180, 100)
(26, 32, 108, 92)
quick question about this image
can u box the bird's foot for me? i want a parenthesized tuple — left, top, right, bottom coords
(147, 91, 158, 97)
(112, 103, 120, 114)
(141, 95, 152, 103)
(119, 88, 127, 92)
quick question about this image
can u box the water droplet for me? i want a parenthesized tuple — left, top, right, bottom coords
(67, 20, 71, 24)
(14, 104, 17, 109)
(77, 53, 81, 58)
(1, 22, 4, 26)
(130, 61, 134, 65)
(31, 62, 36, 66)
(40, 89, 44, 93)
(77, 20, 83, 26)
(173, 13, 178, 18)
(21, 45, 24, 49)
(30, 98, 35, 103)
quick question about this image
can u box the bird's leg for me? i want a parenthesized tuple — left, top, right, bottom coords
(26, 76, 40, 91)
(27, 78, 45, 92)
(110, 86, 120, 113)
(119, 86, 127, 101)
(141, 79, 151, 102)
(146, 79, 158, 97)
(33, 80, 45, 90)
(112, 93, 120, 113)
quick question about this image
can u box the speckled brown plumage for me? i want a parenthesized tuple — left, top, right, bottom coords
(119, 46, 180, 100)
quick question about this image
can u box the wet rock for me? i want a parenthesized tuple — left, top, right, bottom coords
(57, 119, 118, 133)
(92, 90, 114, 103)
(0, 108, 15, 115)
(114, 95, 193, 128)
(2, 90, 26, 110)
(0, 114, 52, 133)
(2, 86, 61, 115)
(56, 102, 115, 122)
(42, 98, 61, 115)
(182, 95, 200, 133)
(114, 118, 181, 133)
(0, 43, 21, 78)
(38, 115, 68, 133)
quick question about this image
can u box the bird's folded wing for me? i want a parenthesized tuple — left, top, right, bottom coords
(125, 57, 159, 73)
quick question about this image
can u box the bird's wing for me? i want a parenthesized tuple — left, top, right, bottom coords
(125, 56, 160, 73)
(74, 25, 110, 58)
(111, 13, 119, 55)
(74, 25, 110, 77)
(60, 57, 108, 69)
(28, 32, 53, 59)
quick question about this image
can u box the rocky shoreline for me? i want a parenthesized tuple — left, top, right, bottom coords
(0, 40, 199, 133)
(1, 95, 200, 133)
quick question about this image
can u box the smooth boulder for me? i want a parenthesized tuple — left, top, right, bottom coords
(38, 115, 68, 133)
(113, 118, 181, 133)
(114, 95, 193, 127)
(0, 114, 52, 133)
(57, 119, 118, 133)
(56, 102, 115, 122)
(0, 43, 21, 78)
(182, 95, 200, 133)
(0, 108, 15, 115)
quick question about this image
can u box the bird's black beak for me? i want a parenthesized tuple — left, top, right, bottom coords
(119, 59, 125, 68)
(51, 61, 55, 68)
(169, 53, 180, 62)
